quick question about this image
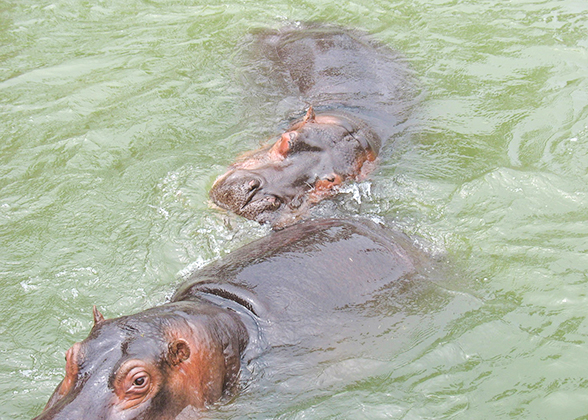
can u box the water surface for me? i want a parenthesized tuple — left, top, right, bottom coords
(1, 0, 588, 419)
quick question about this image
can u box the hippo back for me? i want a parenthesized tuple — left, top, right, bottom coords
(173, 218, 431, 345)
(241, 23, 420, 143)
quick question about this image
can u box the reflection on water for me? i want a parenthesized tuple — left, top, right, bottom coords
(1, 0, 588, 419)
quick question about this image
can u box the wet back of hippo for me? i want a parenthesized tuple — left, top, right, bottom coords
(242, 23, 419, 143)
(173, 218, 432, 346)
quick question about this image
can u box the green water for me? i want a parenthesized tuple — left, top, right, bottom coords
(2, 0, 588, 418)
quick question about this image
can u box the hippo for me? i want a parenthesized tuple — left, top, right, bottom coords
(209, 23, 419, 228)
(33, 218, 432, 420)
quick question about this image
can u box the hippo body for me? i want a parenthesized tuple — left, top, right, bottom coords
(34, 218, 430, 420)
(210, 24, 418, 227)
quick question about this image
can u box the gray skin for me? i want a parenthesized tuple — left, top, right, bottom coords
(33, 218, 430, 420)
(209, 23, 419, 228)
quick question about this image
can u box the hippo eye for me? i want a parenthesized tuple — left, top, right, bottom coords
(288, 137, 322, 154)
(128, 370, 150, 391)
(133, 376, 146, 387)
(114, 361, 159, 409)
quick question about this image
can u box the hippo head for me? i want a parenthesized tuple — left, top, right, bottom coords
(209, 107, 380, 228)
(34, 303, 247, 420)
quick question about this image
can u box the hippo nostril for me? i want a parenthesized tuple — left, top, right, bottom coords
(238, 177, 264, 211)
(245, 177, 263, 201)
(248, 178, 261, 191)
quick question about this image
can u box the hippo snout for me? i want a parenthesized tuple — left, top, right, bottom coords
(210, 170, 283, 221)
(33, 397, 105, 420)
(211, 170, 264, 208)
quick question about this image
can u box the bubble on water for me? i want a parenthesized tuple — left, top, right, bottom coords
(339, 181, 373, 205)
(20, 280, 38, 292)
(177, 256, 210, 280)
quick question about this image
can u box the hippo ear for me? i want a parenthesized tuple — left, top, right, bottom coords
(92, 305, 105, 327)
(168, 339, 191, 366)
(302, 106, 316, 124)
(271, 132, 292, 157)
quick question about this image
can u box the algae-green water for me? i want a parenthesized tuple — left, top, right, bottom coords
(2, 1, 588, 419)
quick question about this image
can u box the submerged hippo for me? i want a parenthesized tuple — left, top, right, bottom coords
(210, 23, 419, 228)
(33, 218, 431, 420)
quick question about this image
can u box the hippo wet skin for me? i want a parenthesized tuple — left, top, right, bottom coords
(33, 218, 431, 420)
(209, 23, 419, 227)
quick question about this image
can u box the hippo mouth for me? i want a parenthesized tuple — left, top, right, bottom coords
(238, 192, 283, 222)
(239, 179, 280, 211)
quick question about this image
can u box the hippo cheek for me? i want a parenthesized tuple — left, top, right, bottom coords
(314, 173, 343, 193)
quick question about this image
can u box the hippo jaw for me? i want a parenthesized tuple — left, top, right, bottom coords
(210, 108, 379, 228)
(34, 302, 248, 420)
